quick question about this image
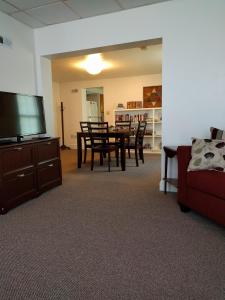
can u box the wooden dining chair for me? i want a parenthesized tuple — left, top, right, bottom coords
(80, 121, 91, 163)
(125, 121, 147, 167)
(88, 122, 119, 172)
(115, 120, 132, 158)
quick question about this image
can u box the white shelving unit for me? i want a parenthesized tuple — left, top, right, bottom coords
(114, 107, 162, 153)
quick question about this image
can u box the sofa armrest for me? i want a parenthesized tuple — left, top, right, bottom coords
(177, 146, 192, 204)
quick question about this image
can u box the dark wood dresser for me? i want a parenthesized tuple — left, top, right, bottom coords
(0, 138, 62, 214)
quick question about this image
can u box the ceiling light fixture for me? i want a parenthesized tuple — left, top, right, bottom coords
(77, 53, 111, 75)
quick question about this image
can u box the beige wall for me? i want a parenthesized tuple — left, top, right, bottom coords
(53, 74, 161, 148)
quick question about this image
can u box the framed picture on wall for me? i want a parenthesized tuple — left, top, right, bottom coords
(143, 86, 162, 108)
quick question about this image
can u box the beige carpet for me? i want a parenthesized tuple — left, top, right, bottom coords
(0, 150, 225, 300)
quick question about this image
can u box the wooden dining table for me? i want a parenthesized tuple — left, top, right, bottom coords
(77, 131, 129, 171)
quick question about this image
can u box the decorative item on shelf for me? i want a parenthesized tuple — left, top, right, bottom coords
(145, 129, 153, 136)
(136, 101, 142, 108)
(127, 101, 143, 109)
(127, 101, 135, 109)
(147, 116, 154, 122)
(143, 113, 148, 121)
(144, 143, 152, 149)
(125, 114, 130, 121)
(116, 103, 125, 109)
(116, 114, 123, 119)
(143, 86, 162, 108)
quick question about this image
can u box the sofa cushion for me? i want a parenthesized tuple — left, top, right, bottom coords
(210, 127, 225, 140)
(188, 138, 225, 172)
(187, 170, 225, 199)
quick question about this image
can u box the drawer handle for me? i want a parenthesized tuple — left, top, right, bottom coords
(45, 142, 52, 145)
(48, 163, 54, 167)
(14, 147, 23, 151)
(17, 173, 25, 178)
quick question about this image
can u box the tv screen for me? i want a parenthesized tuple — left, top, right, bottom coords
(0, 91, 46, 139)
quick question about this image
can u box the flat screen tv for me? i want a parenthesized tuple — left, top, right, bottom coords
(0, 91, 46, 142)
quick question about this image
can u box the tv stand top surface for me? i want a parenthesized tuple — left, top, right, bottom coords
(0, 137, 59, 148)
(0, 139, 15, 146)
(34, 136, 50, 140)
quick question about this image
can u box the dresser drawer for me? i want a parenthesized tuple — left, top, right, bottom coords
(0, 144, 34, 174)
(37, 159, 61, 192)
(1, 167, 37, 212)
(0, 138, 62, 214)
(37, 140, 59, 163)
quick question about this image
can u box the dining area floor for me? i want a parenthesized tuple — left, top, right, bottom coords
(61, 149, 154, 174)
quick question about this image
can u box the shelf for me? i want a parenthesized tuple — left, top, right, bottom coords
(115, 119, 161, 125)
(131, 135, 160, 138)
(131, 135, 155, 137)
(126, 121, 161, 124)
(114, 107, 162, 112)
(114, 107, 162, 155)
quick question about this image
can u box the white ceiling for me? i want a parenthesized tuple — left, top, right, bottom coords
(0, 0, 171, 28)
(52, 42, 162, 82)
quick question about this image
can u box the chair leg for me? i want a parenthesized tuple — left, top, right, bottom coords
(91, 151, 94, 171)
(139, 148, 144, 164)
(135, 148, 139, 167)
(108, 152, 111, 172)
(116, 148, 119, 167)
(84, 146, 87, 163)
(128, 148, 131, 158)
(142, 151, 144, 164)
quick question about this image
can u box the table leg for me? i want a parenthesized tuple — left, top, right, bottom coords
(120, 136, 126, 171)
(100, 152, 103, 165)
(77, 132, 82, 168)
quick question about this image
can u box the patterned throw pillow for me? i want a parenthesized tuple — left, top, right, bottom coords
(188, 138, 225, 172)
(210, 127, 225, 140)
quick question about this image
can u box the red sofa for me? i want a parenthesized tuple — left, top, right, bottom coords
(177, 146, 225, 227)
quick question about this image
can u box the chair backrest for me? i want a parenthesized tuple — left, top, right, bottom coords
(80, 121, 89, 133)
(88, 122, 109, 146)
(80, 121, 90, 143)
(135, 121, 147, 146)
(115, 120, 131, 132)
(115, 120, 132, 143)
